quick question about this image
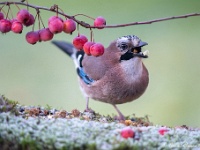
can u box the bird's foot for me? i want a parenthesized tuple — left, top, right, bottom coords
(84, 107, 95, 114)
(114, 114, 125, 121)
(112, 104, 126, 121)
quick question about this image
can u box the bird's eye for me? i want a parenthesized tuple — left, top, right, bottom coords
(120, 43, 128, 50)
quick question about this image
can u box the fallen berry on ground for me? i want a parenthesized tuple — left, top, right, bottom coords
(120, 127, 135, 139)
(158, 127, 169, 135)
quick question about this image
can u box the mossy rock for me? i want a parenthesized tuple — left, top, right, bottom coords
(0, 95, 200, 150)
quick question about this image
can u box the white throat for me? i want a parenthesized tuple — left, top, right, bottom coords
(120, 58, 143, 82)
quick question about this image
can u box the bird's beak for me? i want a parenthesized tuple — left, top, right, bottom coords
(138, 41, 148, 47)
(132, 41, 148, 58)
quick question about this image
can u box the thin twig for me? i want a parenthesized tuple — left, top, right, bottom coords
(0, 1, 199, 29)
(101, 13, 200, 28)
(73, 14, 95, 20)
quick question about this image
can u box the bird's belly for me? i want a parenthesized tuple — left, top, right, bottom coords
(80, 74, 149, 104)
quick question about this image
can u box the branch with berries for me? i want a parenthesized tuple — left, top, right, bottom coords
(0, 1, 200, 57)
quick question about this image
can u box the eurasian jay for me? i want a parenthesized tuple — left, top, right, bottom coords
(52, 35, 149, 120)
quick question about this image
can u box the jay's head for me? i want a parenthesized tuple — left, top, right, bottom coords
(114, 35, 148, 61)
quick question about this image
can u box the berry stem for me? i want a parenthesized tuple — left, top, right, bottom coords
(25, 0, 29, 11)
(90, 28, 94, 42)
(5, 4, 10, 19)
(32, 13, 38, 31)
(58, 7, 65, 16)
(0, 3, 5, 11)
(39, 14, 45, 29)
(0, 8, 6, 15)
(56, 5, 58, 17)
(38, 12, 40, 30)
(13, 3, 20, 11)
(77, 23, 80, 36)
(9, 4, 14, 19)
(73, 14, 95, 20)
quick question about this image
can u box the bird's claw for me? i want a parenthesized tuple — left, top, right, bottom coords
(84, 108, 95, 114)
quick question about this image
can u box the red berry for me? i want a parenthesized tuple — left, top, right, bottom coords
(10, 18, 18, 24)
(0, 19, 12, 33)
(73, 35, 88, 50)
(23, 14, 35, 27)
(120, 127, 135, 139)
(48, 16, 58, 24)
(83, 42, 95, 55)
(90, 43, 104, 57)
(63, 19, 76, 34)
(11, 21, 23, 33)
(94, 16, 106, 29)
(39, 28, 54, 41)
(48, 16, 63, 34)
(0, 12, 4, 20)
(26, 31, 40, 44)
(158, 128, 169, 135)
(17, 9, 30, 24)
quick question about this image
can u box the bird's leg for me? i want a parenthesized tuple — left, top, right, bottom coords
(84, 97, 95, 113)
(112, 104, 125, 120)
(85, 97, 89, 110)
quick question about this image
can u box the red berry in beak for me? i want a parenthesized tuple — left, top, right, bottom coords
(0, 19, 12, 33)
(48, 16, 63, 34)
(83, 41, 95, 55)
(90, 43, 104, 57)
(63, 19, 76, 34)
(11, 21, 23, 33)
(73, 35, 88, 50)
(26, 31, 40, 44)
(39, 28, 54, 41)
(94, 16, 106, 29)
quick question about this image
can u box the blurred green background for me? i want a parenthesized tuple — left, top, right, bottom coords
(1, 0, 200, 127)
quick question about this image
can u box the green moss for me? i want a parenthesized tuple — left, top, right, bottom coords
(20, 136, 42, 150)
(0, 95, 19, 114)
(0, 95, 200, 150)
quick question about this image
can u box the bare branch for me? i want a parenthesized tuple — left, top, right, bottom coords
(0, 1, 200, 29)
(101, 13, 200, 28)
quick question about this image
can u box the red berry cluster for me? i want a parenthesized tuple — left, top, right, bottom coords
(26, 16, 77, 44)
(72, 16, 106, 57)
(72, 35, 105, 57)
(0, 9, 34, 34)
(0, 6, 106, 56)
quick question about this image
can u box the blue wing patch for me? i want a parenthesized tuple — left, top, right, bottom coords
(77, 67, 94, 85)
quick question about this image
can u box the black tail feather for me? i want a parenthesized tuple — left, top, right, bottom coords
(52, 41, 74, 57)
